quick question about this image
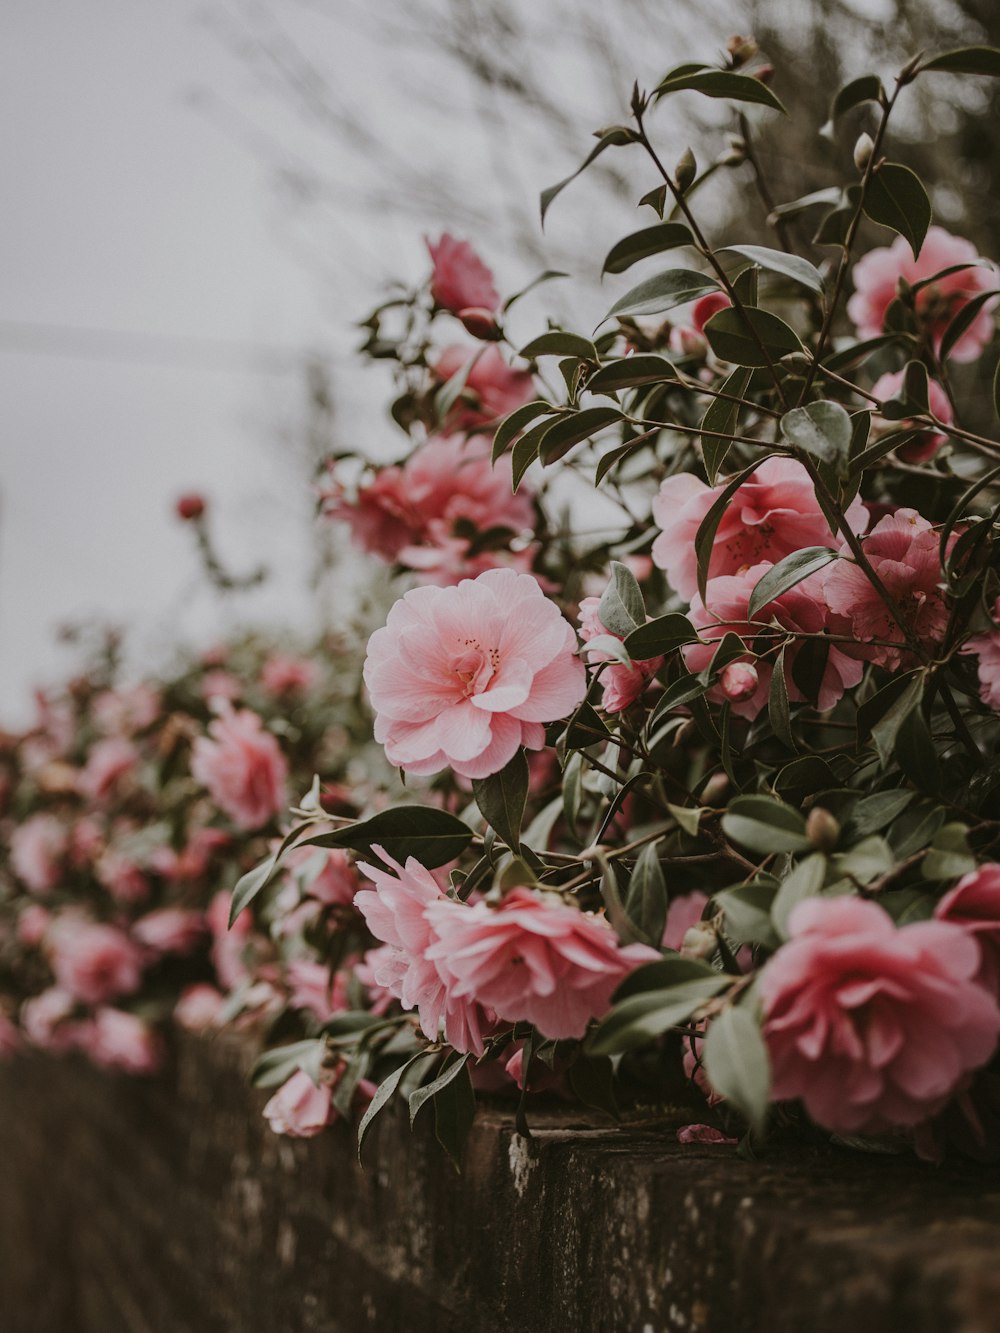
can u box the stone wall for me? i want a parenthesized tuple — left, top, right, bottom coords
(3, 1034, 1000, 1332)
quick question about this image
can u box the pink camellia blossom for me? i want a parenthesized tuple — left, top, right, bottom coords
(10, 813, 68, 893)
(934, 864, 1000, 992)
(91, 683, 161, 736)
(364, 569, 586, 779)
(848, 227, 998, 363)
(426, 233, 500, 315)
(87, 1008, 163, 1074)
(822, 508, 952, 671)
(285, 960, 349, 1022)
(17, 904, 51, 948)
(148, 827, 230, 883)
(870, 369, 953, 463)
(354, 945, 398, 1016)
(662, 892, 710, 952)
(174, 983, 225, 1032)
(651, 458, 868, 601)
(432, 344, 535, 432)
(683, 563, 863, 719)
(76, 736, 139, 804)
(49, 918, 145, 1006)
(201, 670, 242, 704)
(321, 435, 535, 583)
(286, 845, 358, 907)
(95, 849, 150, 904)
(21, 987, 88, 1053)
(354, 849, 491, 1054)
(69, 816, 104, 869)
(425, 887, 658, 1040)
(191, 707, 288, 830)
(133, 908, 207, 957)
(760, 896, 1000, 1134)
(961, 598, 1000, 710)
(578, 596, 664, 713)
(260, 654, 320, 697)
(263, 1068, 335, 1138)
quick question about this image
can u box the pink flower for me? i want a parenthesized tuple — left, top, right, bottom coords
(719, 661, 759, 703)
(262, 1069, 334, 1138)
(578, 596, 664, 713)
(935, 864, 1000, 991)
(870, 370, 953, 463)
(364, 569, 586, 779)
(354, 850, 491, 1054)
(651, 458, 868, 600)
(10, 813, 68, 893)
(822, 508, 952, 670)
(95, 849, 150, 904)
(285, 960, 348, 1022)
(17, 904, 51, 947)
(87, 1008, 163, 1074)
(662, 892, 710, 952)
(191, 707, 288, 830)
(49, 918, 145, 1005)
(425, 887, 658, 1040)
(848, 227, 998, 363)
(760, 896, 1000, 1134)
(92, 683, 161, 735)
(260, 654, 319, 697)
(683, 563, 863, 719)
(354, 945, 398, 1015)
(76, 736, 138, 804)
(21, 987, 88, 1053)
(427, 233, 499, 315)
(676, 1123, 737, 1146)
(0, 1012, 22, 1059)
(174, 983, 224, 1031)
(133, 908, 207, 957)
(207, 889, 254, 992)
(201, 670, 242, 703)
(962, 598, 1000, 709)
(149, 827, 230, 882)
(287, 846, 358, 907)
(432, 344, 535, 432)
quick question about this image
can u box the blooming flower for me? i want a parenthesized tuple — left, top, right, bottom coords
(432, 344, 535, 432)
(87, 1008, 163, 1074)
(259, 654, 319, 697)
(174, 983, 224, 1032)
(21, 987, 88, 1053)
(961, 598, 1000, 710)
(285, 959, 348, 1022)
(848, 227, 998, 363)
(364, 569, 586, 779)
(426, 233, 499, 315)
(425, 887, 658, 1040)
(191, 707, 288, 830)
(49, 918, 145, 1006)
(651, 458, 868, 600)
(870, 369, 953, 463)
(76, 736, 139, 804)
(262, 1069, 335, 1138)
(760, 896, 1000, 1133)
(133, 908, 207, 957)
(934, 864, 1000, 991)
(578, 596, 664, 713)
(822, 508, 952, 670)
(91, 683, 161, 736)
(10, 813, 68, 893)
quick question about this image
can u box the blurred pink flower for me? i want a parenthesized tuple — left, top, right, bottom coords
(822, 508, 952, 670)
(95, 849, 150, 905)
(961, 598, 1000, 710)
(651, 458, 867, 600)
(88, 1008, 163, 1074)
(662, 892, 710, 952)
(676, 1123, 737, 1145)
(201, 670, 242, 703)
(10, 813, 68, 893)
(76, 737, 139, 804)
(285, 960, 348, 1022)
(174, 983, 225, 1032)
(432, 344, 535, 432)
(364, 569, 585, 779)
(427, 233, 499, 315)
(192, 707, 288, 830)
(263, 1069, 335, 1138)
(683, 563, 863, 718)
(848, 227, 998, 363)
(870, 369, 953, 463)
(207, 889, 254, 992)
(0, 1012, 22, 1059)
(260, 654, 319, 697)
(49, 918, 145, 1005)
(286, 846, 358, 907)
(578, 596, 664, 713)
(760, 896, 1000, 1133)
(16, 904, 52, 948)
(133, 908, 207, 957)
(92, 683, 161, 735)
(21, 987, 88, 1053)
(935, 864, 1000, 991)
(425, 887, 658, 1040)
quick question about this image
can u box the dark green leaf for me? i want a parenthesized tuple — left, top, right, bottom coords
(358, 1053, 425, 1162)
(473, 750, 529, 852)
(694, 459, 766, 600)
(767, 645, 796, 751)
(748, 547, 838, 618)
(408, 1054, 471, 1126)
(702, 1007, 771, 1135)
(563, 700, 611, 750)
(491, 400, 552, 461)
(771, 854, 827, 938)
(539, 407, 623, 465)
(845, 790, 914, 838)
(714, 880, 780, 949)
(511, 418, 551, 490)
(614, 954, 721, 1000)
(894, 707, 941, 791)
(868, 672, 925, 765)
(567, 1054, 618, 1117)
(599, 560, 645, 637)
(586, 976, 731, 1056)
(585, 355, 677, 395)
(718, 245, 824, 294)
(603, 268, 719, 323)
(541, 128, 637, 226)
(303, 806, 473, 869)
(862, 163, 931, 259)
(654, 68, 786, 114)
(251, 1039, 327, 1090)
(602, 222, 695, 274)
(703, 305, 803, 366)
(919, 46, 1000, 77)
(722, 796, 811, 855)
(701, 365, 753, 483)
(520, 331, 598, 361)
(624, 841, 668, 946)
(940, 289, 1000, 363)
(433, 1062, 476, 1170)
(623, 613, 697, 658)
(826, 74, 884, 125)
(780, 400, 852, 477)
(923, 823, 976, 880)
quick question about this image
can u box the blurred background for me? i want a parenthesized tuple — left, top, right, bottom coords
(3, 0, 998, 723)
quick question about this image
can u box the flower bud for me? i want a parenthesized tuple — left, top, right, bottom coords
(682, 923, 719, 960)
(175, 492, 206, 522)
(726, 35, 759, 67)
(806, 806, 841, 852)
(853, 132, 875, 172)
(720, 661, 759, 703)
(674, 147, 697, 193)
(457, 307, 502, 341)
(701, 771, 730, 806)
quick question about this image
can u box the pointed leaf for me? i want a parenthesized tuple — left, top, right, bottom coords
(748, 547, 838, 618)
(718, 245, 824, 294)
(862, 163, 931, 259)
(491, 400, 552, 461)
(603, 268, 720, 323)
(302, 806, 472, 868)
(520, 331, 598, 361)
(541, 128, 637, 226)
(654, 68, 786, 114)
(780, 399, 852, 477)
(701, 365, 753, 483)
(538, 407, 622, 464)
(586, 355, 677, 395)
(702, 1006, 771, 1136)
(472, 749, 529, 852)
(919, 47, 1000, 77)
(703, 305, 803, 366)
(599, 560, 645, 637)
(602, 222, 695, 274)
(623, 612, 697, 658)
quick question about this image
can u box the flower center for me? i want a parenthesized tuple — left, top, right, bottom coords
(452, 639, 500, 696)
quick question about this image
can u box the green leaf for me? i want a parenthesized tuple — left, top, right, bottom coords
(520, 331, 598, 361)
(433, 1062, 476, 1171)
(358, 1053, 424, 1162)
(563, 700, 611, 750)
(502, 269, 569, 313)
(702, 1007, 771, 1136)
(780, 400, 852, 477)
(567, 1055, 618, 1117)
(767, 645, 796, 751)
(694, 459, 765, 600)
(472, 750, 529, 852)
(602, 223, 695, 274)
(614, 954, 721, 1000)
(599, 560, 646, 637)
(703, 305, 803, 367)
(714, 880, 780, 949)
(718, 245, 824, 294)
(539, 407, 623, 465)
(407, 1054, 471, 1126)
(923, 823, 977, 880)
(511, 419, 551, 490)
(667, 802, 704, 837)
(771, 854, 827, 938)
(825, 74, 884, 126)
(602, 268, 720, 323)
(939, 289, 1000, 363)
(833, 835, 894, 885)
(541, 128, 637, 225)
(845, 790, 914, 838)
(434, 349, 482, 423)
(624, 841, 668, 946)
(748, 547, 839, 618)
(868, 672, 925, 765)
(701, 365, 753, 483)
(228, 821, 313, 926)
(251, 1039, 327, 1090)
(623, 613, 697, 658)
(862, 163, 931, 259)
(585, 355, 677, 396)
(303, 806, 473, 868)
(587, 975, 731, 1056)
(491, 400, 552, 462)
(654, 68, 787, 114)
(919, 47, 1000, 77)
(722, 796, 811, 855)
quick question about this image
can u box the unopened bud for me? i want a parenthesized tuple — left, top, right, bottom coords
(457, 307, 502, 341)
(853, 132, 875, 172)
(674, 147, 697, 193)
(726, 34, 759, 67)
(176, 492, 206, 522)
(701, 771, 730, 805)
(720, 661, 759, 703)
(806, 806, 841, 852)
(682, 923, 718, 960)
